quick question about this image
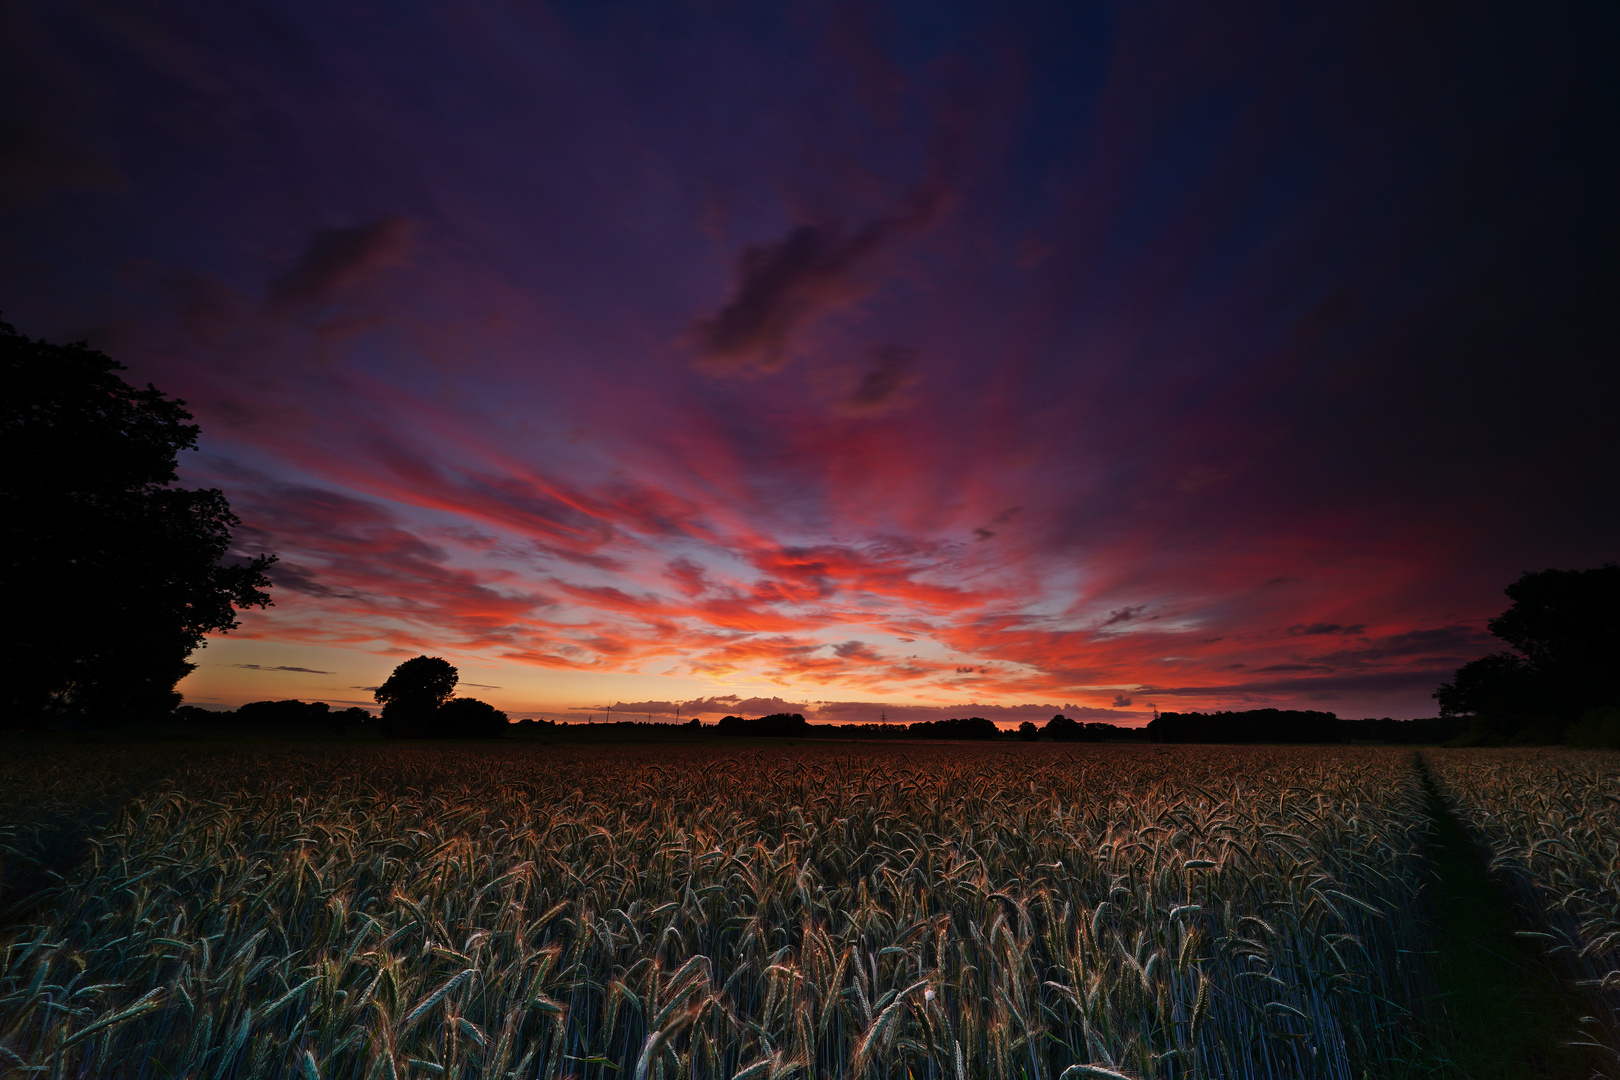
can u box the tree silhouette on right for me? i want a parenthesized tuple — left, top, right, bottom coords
(1435, 564, 1620, 743)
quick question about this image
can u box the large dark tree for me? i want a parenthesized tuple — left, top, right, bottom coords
(1435, 565, 1620, 742)
(1, 318, 275, 725)
(1043, 714, 1081, 741)
(375, 655, 459, 738)
(374, 657, 507, 739)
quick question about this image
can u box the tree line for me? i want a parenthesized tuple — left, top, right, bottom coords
(713, 714, 1006, 739)
(1143, 710, 1459, 744)
(175, 700, 372, 729)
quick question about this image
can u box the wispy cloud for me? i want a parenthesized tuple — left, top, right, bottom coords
(268, 217, 413, 311)
(688, 182, 945, 372)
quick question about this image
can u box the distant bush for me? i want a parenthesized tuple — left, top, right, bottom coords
(907, 717, 997, 740)
(1040, 715, 1143, 741)
(716, 713, 810, 737)
(1146, 710, 1461, 744)
(1148, 709, 1341, 744)
(434, 697, 508, 738)
(237, 699, 331, 725)
(329, 706, 373, 731)
(1340, 717, 1459, 744)
(1044, 714, 1082, 741)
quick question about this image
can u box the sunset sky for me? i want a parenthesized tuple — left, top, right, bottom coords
(3, 2, 1615, 723)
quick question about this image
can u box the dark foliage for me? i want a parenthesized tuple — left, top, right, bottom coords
(1044, 714, 1082, 741)
(435, 696, 508, 738)
(716, 712, 811, 737)
(330, 706, 373, 730)
(1148, 709, 1345, 744)
(235, 700, 373, 730)
(1018, 720, 1039, 741)
(375, 656, 459, 738)
(533, 719, 705, 742)
(371, 656, 506, 738)
(1147, 709, 1458, 744)
(1567, 706, 1620, 749)
(237, 699, 331, 725)
(1042, 714, 1144, 741)
(1434, 565, 1620, 742)
(1, 318, 275, 726)
(767, 715, 996, 739)
(174, 700, 371, 730)
(1339, 716, 1460, 744)
(906, 717, 997, 740)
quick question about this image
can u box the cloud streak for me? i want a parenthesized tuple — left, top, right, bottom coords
(268, 217, 413, 311)
(689, 178, 945, 372)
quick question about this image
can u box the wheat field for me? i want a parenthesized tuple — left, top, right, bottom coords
(0, 741, 1583, 1079)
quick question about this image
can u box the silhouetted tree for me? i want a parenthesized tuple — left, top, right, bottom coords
(1433, 653, 1543, 740)
(716, 713, 810, 737)
(1, 318, 275, 725)
(906, 717, 997, 739)
(1017, 721, 1039, 742)
(1435, 565, 1620, 742)
(436, 696, 507, 738)
(375, 656, 458, 738)
(1043, 714, 1081, 741)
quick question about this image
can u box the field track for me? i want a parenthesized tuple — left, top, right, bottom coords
(1423, 749, 1620, 1064)
(0, 742, 1614, 1079)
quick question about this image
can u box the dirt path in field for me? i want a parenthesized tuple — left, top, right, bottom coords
(1413, 757, 1595, 1080)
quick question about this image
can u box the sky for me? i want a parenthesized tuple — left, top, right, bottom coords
(3, 1, 1615, 724)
